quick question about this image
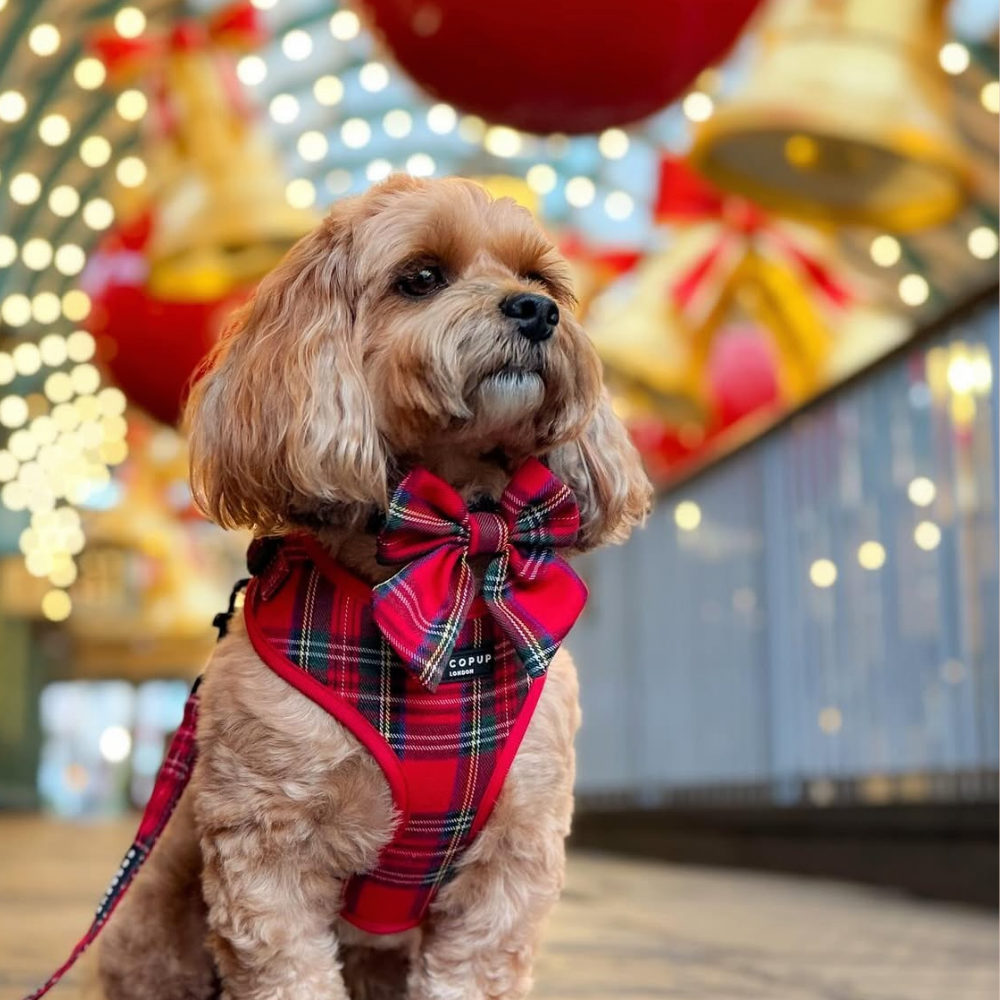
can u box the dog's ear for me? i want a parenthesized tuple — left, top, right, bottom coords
(547, 389, 652, 552)
(185, 201, 387, 532)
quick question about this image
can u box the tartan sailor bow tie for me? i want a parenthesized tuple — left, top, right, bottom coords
(372, 457, 588, 691)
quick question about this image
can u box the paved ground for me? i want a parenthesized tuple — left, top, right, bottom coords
(2, 816, 996, 1000)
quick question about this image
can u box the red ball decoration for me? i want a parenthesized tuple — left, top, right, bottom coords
(356, 0, 762, 134)
(82, 214, 249, 427)
(707, 325, 781, 428)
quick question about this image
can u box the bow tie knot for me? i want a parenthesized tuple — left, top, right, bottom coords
(372, 459, 588, 691)
(466, 511, 509, 557)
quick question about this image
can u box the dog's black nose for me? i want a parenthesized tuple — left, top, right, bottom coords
(500, 293, 559, 343)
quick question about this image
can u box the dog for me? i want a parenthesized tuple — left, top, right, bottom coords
(96, 175, 651, 1000)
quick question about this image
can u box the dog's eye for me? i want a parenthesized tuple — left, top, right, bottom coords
(524, 271, 558, 295)
(397, 266, 447, 298)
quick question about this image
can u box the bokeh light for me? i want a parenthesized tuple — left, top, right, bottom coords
(674, 501, 702, 531)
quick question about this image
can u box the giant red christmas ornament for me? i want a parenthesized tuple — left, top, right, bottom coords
(356, 0, 763, 134)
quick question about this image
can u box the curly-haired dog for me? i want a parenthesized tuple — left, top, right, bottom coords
(96, 175, 651, 1000)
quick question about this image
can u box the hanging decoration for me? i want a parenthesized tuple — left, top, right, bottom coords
(689, 0, 970, 230)
(584, 247, 711, 430)
(706, 324, 781, 428)
(82, 0, 317, 424)
(586, 157, 875, 479)
(653, 156, 849, 403)
(355, 0, 764, 134)
(70, 415, 240, 645)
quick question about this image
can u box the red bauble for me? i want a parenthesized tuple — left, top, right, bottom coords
(356, 0, 763, 134)
(707, 326, 780, 428)
(82, 217, 248, 426)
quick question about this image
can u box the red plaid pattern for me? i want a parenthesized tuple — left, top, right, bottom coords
(373, 458, 588, 691)
(244, 534, 556, 933)
(23, 680, 203, 999)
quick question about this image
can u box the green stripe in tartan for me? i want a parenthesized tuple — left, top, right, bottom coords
(279, 634, 386, 667)
(385, 656, 409, 755)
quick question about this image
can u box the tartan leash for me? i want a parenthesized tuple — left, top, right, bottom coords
(21, 579, 249, 999)
(21, 676, 203, 1000)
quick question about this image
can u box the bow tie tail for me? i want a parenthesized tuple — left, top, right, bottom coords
(482, 553, 588, 678)
(372, 546, 478, 691)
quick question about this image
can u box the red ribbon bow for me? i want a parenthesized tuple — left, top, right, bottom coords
(654, 157, 852, 313)
(90, 0, 265, 76)
(373, 458, 588, 691)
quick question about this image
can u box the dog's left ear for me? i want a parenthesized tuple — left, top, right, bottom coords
(547, 389, 653, 551)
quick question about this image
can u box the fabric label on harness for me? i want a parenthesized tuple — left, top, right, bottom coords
(440, 644, 496, 684)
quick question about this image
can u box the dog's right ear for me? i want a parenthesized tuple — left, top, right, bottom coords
(185, 201, 387, 532)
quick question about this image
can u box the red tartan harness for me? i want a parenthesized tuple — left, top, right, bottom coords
(24, 461, 586, 995)
(244, 534, 546, 933)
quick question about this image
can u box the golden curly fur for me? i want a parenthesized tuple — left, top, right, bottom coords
(97, 175, 651, 1000)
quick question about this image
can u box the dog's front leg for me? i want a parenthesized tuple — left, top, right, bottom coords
(407, 783, 570, 1000)
(407, 840, 565, 1000)
(409, 655, 581, 1000)
(194, 736, 356, 1000)
(192, 638, 397, 1000)
(198, 817, 348, 1000)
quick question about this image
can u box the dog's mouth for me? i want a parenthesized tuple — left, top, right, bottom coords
(473, 364, 545, 417)
(481, 364, 544, 388)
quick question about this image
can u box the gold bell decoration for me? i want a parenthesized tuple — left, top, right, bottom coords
(587, 157, 908, 481)
(93, 2, 318, 302)
(70, 417, 246, 657)
(584, 168, 717, 426)
(585, 252, 710, 429)
(633, 157, 848, 404)
(149, 37, 318, 300)
(690, 0, 970, 231)
(559, 235, 643, 321)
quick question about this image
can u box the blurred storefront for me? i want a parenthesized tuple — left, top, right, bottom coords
(0, 0, 996, 907)
(570, 295, 998, 904)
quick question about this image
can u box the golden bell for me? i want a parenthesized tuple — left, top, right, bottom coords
(586, 244, 710, 426)
(147, 47, 318, 301)
(690, 0, 970, 231)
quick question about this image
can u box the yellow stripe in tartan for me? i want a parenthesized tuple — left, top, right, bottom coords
(487, 552, 551, 668)
(299, 568, 320, 666)
(428, 675, 481, 890)
(496, 602, 550, 668)
(500, 482, 571, 528)
(383, 499, 466, 537)
(417, 556, 473, 685)
(379, 639, 392, 740)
